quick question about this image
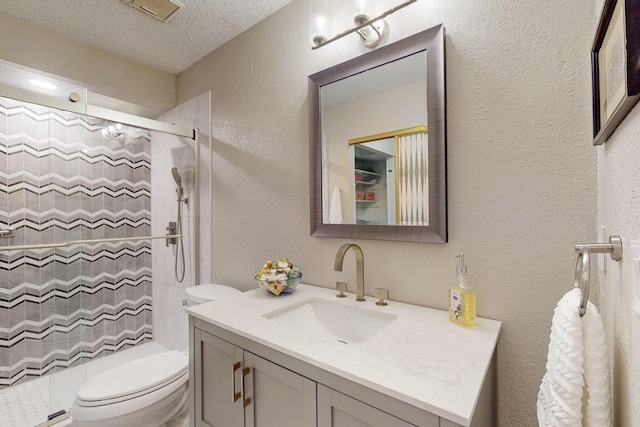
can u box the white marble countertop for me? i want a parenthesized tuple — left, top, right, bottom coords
(187, 283, 501, 426)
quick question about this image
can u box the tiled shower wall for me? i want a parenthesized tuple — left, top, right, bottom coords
(0, 97, 152, 387)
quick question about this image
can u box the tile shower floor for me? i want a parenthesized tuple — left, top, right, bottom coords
(0, 342, 187, 427)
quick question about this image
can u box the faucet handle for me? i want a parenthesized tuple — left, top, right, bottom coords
(336, 281, 347, 298)
(374, 288, 389, 306)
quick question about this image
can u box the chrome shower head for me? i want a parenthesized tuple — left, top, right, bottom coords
(171, 167, 182, 186)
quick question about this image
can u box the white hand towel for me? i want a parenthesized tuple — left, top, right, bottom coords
(328, 187, 343, 224)
(537, 288, 612, 427)
(537, 288, 584, 426)
(581, 296, 611, 426)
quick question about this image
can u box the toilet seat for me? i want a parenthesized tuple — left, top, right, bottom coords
(185, 283, 242, 304)
(75, 351, 188, 407)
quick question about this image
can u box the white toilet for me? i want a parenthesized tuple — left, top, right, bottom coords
(183, 283, 244, 305)
(71, 284, 242, 427)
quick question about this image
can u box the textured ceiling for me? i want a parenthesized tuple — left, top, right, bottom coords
(0, 0, 293, 74)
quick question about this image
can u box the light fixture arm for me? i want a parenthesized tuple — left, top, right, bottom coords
(311, 0, 417, 50)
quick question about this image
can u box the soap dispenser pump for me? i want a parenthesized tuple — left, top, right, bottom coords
(448, 253, 476, 328)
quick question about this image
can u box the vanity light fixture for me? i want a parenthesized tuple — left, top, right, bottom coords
(310, 0, 417, 50)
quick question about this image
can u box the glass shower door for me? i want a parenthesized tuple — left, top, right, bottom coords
(0, 60, 201, 425)
(0, 93, 91, 423)
(47, 106, 92, 419)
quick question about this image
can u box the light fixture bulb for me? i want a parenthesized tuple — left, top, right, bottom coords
(310, 0, 336, 47)
(312, 16, 328, 45)
(350, 0, 386, 48)
(102, 123, 125, 139)
(351, 0, 373, 25)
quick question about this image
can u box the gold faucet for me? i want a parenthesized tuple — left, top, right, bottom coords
(334, 243, 365, 301)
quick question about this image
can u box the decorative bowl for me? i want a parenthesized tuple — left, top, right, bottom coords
(255, 273, 302, 296)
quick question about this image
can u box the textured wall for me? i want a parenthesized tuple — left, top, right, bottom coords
(596, 59, 640, 427)
(0, 12, 175, 113)
(177, 0, 596, 424)
(0, 97, 153, 387)
(593, 0, 640, 422)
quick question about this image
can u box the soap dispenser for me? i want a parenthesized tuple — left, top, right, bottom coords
(448, 254, 476, 328)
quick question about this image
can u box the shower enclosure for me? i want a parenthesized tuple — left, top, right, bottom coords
(0, 61, 211, 425)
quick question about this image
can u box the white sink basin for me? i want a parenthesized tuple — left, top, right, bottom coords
(263, 297, 397, 344)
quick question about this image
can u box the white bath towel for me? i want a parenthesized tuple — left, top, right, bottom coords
(537, 288, 611, 427)
(328, 187, 343, 224)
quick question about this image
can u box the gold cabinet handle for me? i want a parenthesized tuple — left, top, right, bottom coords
(232, 362, 241, 402)
(241, 366, 252, 408)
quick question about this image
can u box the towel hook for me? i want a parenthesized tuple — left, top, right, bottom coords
(573, 235, 622, 316)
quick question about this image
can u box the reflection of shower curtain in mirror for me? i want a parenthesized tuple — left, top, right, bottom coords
(397, 132, 428, 225)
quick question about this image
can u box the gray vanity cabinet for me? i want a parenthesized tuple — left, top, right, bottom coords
(317, 385, 420, 427)
(191, 327, 316, 427)
(190, 316, 470, 427)
(192, 328, 243, 427)
(243, 351, 317, 426)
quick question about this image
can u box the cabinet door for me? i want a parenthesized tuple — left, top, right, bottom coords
(317, 385, 422, 427)
(243, 351, 317, 427)
(193, 328, 244, 427)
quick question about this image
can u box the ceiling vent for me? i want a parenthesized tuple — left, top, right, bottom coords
(127, 0, 184, 22)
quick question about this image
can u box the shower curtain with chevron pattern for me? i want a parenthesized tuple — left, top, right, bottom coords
(0, 96, 153, 388)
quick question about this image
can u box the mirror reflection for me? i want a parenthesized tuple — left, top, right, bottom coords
(321, 52, 428, 226)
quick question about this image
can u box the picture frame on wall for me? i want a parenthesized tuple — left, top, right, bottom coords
(591, 0, 640, 145)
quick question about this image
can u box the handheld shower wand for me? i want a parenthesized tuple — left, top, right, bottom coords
(171, 167, 186, 283)
(171, 167, 184, 201)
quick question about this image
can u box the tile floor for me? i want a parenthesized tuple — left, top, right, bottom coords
(0, 342, 181, 427)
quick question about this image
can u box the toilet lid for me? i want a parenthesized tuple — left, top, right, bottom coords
(185, 283, 242, 304)
(76, 351, 188, 404)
